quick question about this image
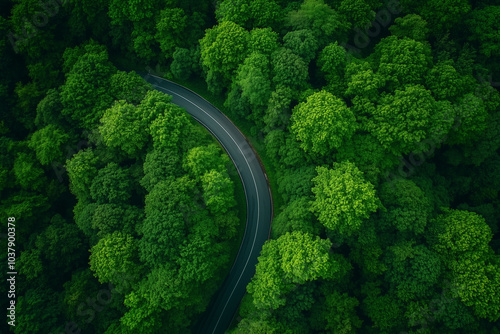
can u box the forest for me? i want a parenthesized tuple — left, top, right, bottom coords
(0, 0, 499, 333)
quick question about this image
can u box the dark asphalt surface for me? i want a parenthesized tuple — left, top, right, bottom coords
(139, 72, 273, 334)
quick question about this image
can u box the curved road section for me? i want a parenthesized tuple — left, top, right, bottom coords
(139, 72, 273, 334)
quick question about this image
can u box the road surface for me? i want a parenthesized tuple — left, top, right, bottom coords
(139, 72, 273, 334)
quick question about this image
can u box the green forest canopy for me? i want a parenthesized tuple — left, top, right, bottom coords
(1, 0, 499, 333)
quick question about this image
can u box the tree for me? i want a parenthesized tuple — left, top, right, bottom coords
(215, 0, 283, 30)
(271, 48, 309, 90)
(199, 21, 249, 90)
(311, 162, 379, 237)
(238, 52, 272, 109)
(249, 27, 280, 55)
(317, 41, 348, 95)
(155, 8, 187, 58)
(201, 169, 236, 214)
(336, 133, 399, 185)
(141, 148, 180, 192)
(310, 289, 362, 333)
(450, 252, 500, 322)
(28, 124, 70, 166)
(183, 144, 229, 178)
(407, 0, 471, 32)
(283, 29, 319, 63)
(366, 84, 453, 156)
(338, 0, 376, 29)
(447, 93, 489, 145)
(170, 47, 199, 81)
(89, 231, 140, 289)
(378, 178, 432, 234)
(177, 235, 227, 284)
(137, 89, 173, 125)
(466, 6, 500, 58)
(34, 88, 66, 128)
(290, 90, 356, 155)
(14, 286, 63, 334)
(389, 14, 430, 41)
(109, 71, 152, 105)
(428, 209, 493, 259)
(92, 204, 142, 237)
(90, 162, 133, 204)
(384, 241, 442, 302)
(149, 103, 191, 150)
(372, 36, 432, 89)
(13, 151, 46, 191)
(424, 60, 469, 101)
(34, 215, 86, 273)
(263, 85, 293, 133)
(60, 47, 116, 129)
(287, 0, 350, 44)
(362, 282, 405, 331)
(271, 197, 320, 239)
(139, 209, 186, 267)
(99, 101, 148, 157)
(277, 166, 316, 202)
(247, 231, 340, 310)
(66, 148, 100, 200)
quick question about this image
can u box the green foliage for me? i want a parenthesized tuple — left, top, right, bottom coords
(311, 162, 379, 237)
(379, 178, 432, 234)
(338, 0, 377, 29)
(271, 48, 309, 90)
(362, 282, 405, 330)
(450, 252, 500, 322)
(272, 197, 319, 238)
(171, 47, 200, 81)
(283, 29, 319, 63)
(291, 90, 356, 155)
(389, 14, 430, 41)
(216, 0, 283, 30)
(141, 148, 180, 192)
(384, 242, 442, 302)
(447, 92, 490, 145)
(424, 60, 469, 101)
(317, 41, 348, 95)
(60, 46, 116, 129)
(467, 6, 500, 58)
(311, 289, 363, 333)
(89, 231, 140, 287)
(99, 101, 148, 157)
(249, 28, 280, 55)
(14, 286, 63, 334)
(149, 103, 191, 150)
(200, 21, 250, 90)
(366, 84, 454, 156)
(183, 144, 230, 178)
(287, 0, 350, 44)
(429, 209, 493, 259)
(155, 8, 187, 58)
(373, 36, 433, 88)
(28, 124, 70, 166)
(90, 162, 133, 204)
(13, 151, 46, 191)
(109, 71, 152, 105)
(201, 169, 236, 214)
(247, 231, 339, 310)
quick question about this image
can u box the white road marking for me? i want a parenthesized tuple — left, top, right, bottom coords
(149, 79, 262, 333)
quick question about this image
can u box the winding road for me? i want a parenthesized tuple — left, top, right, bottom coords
(139, 72, 273, 334)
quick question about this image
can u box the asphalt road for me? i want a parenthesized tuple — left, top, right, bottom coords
(139, 72, 273, 334)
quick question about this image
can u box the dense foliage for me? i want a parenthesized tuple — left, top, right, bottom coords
(1, 0, 499, 333)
